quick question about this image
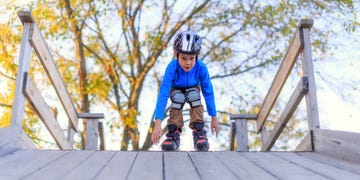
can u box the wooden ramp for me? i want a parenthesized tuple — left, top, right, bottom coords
(1, 150, 360, 180)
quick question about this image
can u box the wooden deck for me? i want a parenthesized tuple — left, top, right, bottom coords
(1, 150, 360, 180)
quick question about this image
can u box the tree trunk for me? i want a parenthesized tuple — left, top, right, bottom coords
(63, 0, 89, 149)
(121, 126, 130, 150)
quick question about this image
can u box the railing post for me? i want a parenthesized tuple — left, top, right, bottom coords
(98, 122, 105, 150)
(260, 125, 269, 151)
(1, 16, 34, 149)
(299, 20, 320, 131)
(85, 119, 99, 150)
(230, 121, 236, 151)
(235, 119, 249, 151)
(67, 122, 75, 147)
(229, 114, 257, 151)
(79, 113, 104, 150)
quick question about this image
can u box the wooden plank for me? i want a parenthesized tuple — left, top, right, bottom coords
(126, 151, 162, 180)
(29, 22, 78, 130)
(256, 29, 302, 132)
(98, 122, 105, 150)
(230, 114, 257, 120)
(6, 21, 33, 149)
(242, 152, 329, 179)
(95, 151, 137, 179)
(235, 120, 248, 151)
(18, 11, 35, 24)
(262, 77, 308, 151)
(20, 130, 36, 149)
(25, 150, 95, 179)
(313, 129, 360, 163)
(67, 122, 74, 147)
(62, 151, 116, 179)
(230, 121, 236, 151)
(24, 75, 72, 150)
(295, 132, 312, 151)
(85, 119, 99, 150)
(300, 27, 320, 130)
(298, 19, 314, 29)
(0, 128, 20, 150)
(298, 152, 360, 176)
(163, 152, 200, 180)
(0, 149, 19, 158)
(217, 152, 277, 179)
(271, 152, 360, 179)
(78, 113, 105, 119)
(188, 152, 240, 180)
(0, 150, 68, 178)
(260, 124, 269, 148)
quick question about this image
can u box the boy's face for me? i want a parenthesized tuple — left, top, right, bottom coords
(178, 53, 196, 72)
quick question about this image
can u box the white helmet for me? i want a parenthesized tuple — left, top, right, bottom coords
(173, 31, 202, 55)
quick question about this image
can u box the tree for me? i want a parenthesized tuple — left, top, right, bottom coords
(1, 0, 357, 150)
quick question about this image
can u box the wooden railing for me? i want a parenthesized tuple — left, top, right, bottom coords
(230, 19, 320, 151)
(0, 11, 105, 150)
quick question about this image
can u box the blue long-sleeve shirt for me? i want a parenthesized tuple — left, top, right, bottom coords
(154, 58, 217, 120)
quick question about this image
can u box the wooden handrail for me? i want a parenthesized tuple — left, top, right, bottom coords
(261, 77, 309, 151)
(256, 28, 303, 132)
(23, 74, 72, 150)
(230, 19, 318, 152)
(19, 11, 79, 131)
(5, 10, 106, 150)
(78, 113, 105, 150)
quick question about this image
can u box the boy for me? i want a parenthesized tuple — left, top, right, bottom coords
(151, 30, 220, 151)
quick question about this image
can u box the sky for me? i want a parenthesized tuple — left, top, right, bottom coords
(1, 0, 360, 151)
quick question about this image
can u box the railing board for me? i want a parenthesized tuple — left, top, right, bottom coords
(28, 18, 78, 130)
(78, 113, 105, 119)
(217, 152, 277, 179)
(256, 29, 303, 132)
(261, 77, 308, 151)
(295, 132, 312, 151)
(23, 75, 71, 150)
(229, 114, 257, 151)
(95, 151, 138, 179)
(230, 114, 257, 120)
(270, 152, 360, 179)
(98, 122, 105, 150)
(164, 152, 200, 180)
(85, 119, 99, 150)
(7, 20, 33, 149)
(301, 27, 320, 130)
(126, 151, 162, 180)
(298, 152, 360, 176)
(313, 129, 360, 163)
(18, 11, 35, 24)
(235, 120, 248, 151)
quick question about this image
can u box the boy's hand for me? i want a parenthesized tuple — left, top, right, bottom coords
(211, 116, 220, 137)
(151, 120, 162, 145)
